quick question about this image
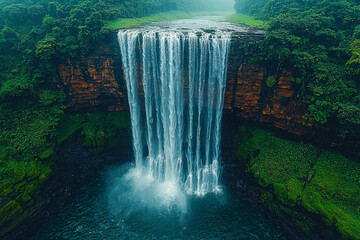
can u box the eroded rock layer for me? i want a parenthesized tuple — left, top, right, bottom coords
(59, 32, 309, 135)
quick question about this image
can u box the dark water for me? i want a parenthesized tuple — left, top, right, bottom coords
(30, 163, 286, 240)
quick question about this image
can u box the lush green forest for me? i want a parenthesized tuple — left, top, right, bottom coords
(0, 0, 195, 182)
(235, 0, 360, 138)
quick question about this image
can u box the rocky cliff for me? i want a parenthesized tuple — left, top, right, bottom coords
(59, 31, 309, 135)
(224, 33, 309, 135)
(59, 35, 129, 112)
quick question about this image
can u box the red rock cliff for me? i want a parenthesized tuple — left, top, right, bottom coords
(59, 36, 128, 112)
(59, 33, 309, 135)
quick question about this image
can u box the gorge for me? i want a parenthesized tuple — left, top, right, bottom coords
(1, 13, 359, 240)
(29, 18, 290, 239)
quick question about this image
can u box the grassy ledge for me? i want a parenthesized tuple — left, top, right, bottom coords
(236, 124, 360, 240)
(107, 11, 194, 30)
(226, 13, 267, 28)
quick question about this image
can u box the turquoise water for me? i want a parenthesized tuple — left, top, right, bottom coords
(30, 163, 286, 240)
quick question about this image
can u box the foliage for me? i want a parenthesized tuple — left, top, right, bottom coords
(0, 102, 65, 169)
(235, 0, 360, 138)
(0, 159, 53, 236)
(347, 39, 360, 77)
(266, 76, 277, 88)
(236, 124, 360, 240)
(226, 13, 267, 28)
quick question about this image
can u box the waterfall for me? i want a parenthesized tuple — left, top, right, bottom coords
(118, 29, 231, 196)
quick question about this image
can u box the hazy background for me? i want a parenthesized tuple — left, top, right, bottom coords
(184, 0, 236, 12)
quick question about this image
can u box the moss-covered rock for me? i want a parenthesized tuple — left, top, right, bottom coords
(235, 124, 360, 240)
(0, 111, 131, 238)
(301, 151, 360, 239)
(0, 201, 23, 226)
(0, 159, 53, 237)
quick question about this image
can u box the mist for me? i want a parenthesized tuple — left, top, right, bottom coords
(183, 0, 236, 12)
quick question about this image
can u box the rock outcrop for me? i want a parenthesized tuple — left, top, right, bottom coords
(59, 35, 129, 112)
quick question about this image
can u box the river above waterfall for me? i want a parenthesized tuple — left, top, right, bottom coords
(30, 163, 286, 240)
(134, 16, 265, 34)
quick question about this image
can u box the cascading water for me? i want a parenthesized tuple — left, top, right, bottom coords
(117, 27, 231, 199)
(32, 18, 286, 240)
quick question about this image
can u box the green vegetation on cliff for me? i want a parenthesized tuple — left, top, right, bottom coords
(234, 0, 360, 140)
(0, 159, 53, 236)
(226, 13, 266, 28)
(236, 124, 360, 240)
(0, 111, 130, 237)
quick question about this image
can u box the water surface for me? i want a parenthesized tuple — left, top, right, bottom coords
(31, 163, 286, 240)
(144, 16, 264, 34)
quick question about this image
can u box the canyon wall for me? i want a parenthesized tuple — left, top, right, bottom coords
(59, 31, 309, 135)
(225, 33, 308, 135)
(59, 34, 128, 112)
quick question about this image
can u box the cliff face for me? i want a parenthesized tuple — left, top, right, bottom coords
(59, 35, 129, 112)
(223, 33, 309, 135)
(59, 32, 309, 135)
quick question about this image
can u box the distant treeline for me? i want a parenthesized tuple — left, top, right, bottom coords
(235, 0, 360, 138)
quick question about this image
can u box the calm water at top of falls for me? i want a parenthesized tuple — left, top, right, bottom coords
(30, 17, 285, 239)
(30, 163, 286, 240)
(141, 16, 264, 34)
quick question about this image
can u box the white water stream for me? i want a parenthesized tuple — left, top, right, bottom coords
(118, 18, 232, 205)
